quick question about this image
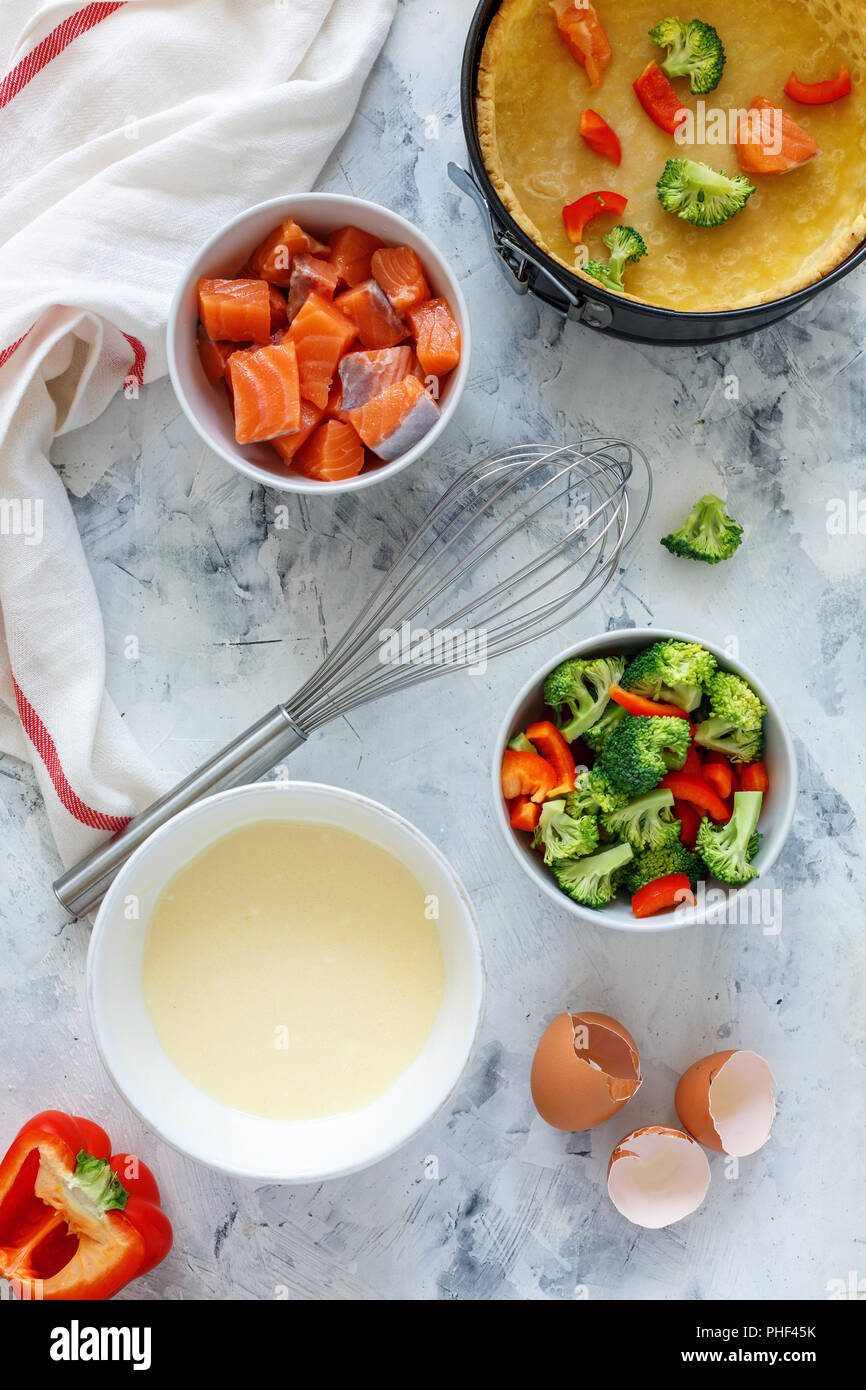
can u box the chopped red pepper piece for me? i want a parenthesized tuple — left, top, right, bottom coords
(661, 771, 731, 823)
(0, 1111, 172, 1300)
(501, 748, 558, 804)
(509, 795, 543, 832)
(550, 0, 612, 92)
(703, 761, 733, 801)
(632, 873, 695, 918)
(579, 109, 622, 165)
(673, 797, 700, 848)
(681, 744, 703, 776)
(633, 61, 688, 135)
(525, 720, 576, 795)
(740, 761, 770, 794)
(562, 190, 628, 244)
(609, 683, 691, 719)
(785, 65, 851, 105)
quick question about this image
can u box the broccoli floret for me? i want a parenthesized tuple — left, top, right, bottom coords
(696, 790, 763, 884)
(621, 639, 717, 713)
(599, 714, 691, 795)
(552, 842, 634, 909)
(694, 671, 766, 764)
(583, 702, 628, 752)
(565, 767, 628, 818)
(624, 839, 705, 895)
(532, 799, 599, 865)
(543, 654, 626, 742)
(601, 788, 681, 852)
(657, 160, 755, 228)
(585, 225, 647, 293)
(660, 494, 744, 563)
(649, 17, 726, 94)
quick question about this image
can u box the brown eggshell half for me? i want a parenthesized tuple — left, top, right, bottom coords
(607, 1125, 711, 1229)
(675, 1049, 777, 1156)
(530, 1010, 642, 1131)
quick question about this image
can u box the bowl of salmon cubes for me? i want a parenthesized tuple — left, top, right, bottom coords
(167, 194, 470, 492)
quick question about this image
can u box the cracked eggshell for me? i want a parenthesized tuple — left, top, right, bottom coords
(607, 1125, 711, 1229)
(530, 1010, 642, 1131)
(675, 1049, 777, 1156)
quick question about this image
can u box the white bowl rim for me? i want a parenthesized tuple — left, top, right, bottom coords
(166, 192, 471, 495)
(87, 780, 486, 1183)
(492, 627, 798, 934)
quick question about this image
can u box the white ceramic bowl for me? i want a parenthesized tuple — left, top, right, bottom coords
(87, 782, 484, 1182)
(493, 628, 798, 933)
(167, 193, 471, 494)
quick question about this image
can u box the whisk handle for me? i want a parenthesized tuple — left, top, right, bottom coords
(52, 705, 307, 919)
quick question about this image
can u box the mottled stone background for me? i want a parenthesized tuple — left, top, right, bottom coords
(2, 1, 863, 1300)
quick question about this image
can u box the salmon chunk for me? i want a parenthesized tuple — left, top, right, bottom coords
(344, 374, 440, 461)
(247, 218, 329, 287)
(228, 338, 301, 444)
(328, 225, 383, 288)
(338, 346, 421, 410)
(287, 253, 340, 322)
(196, 326, 238, 386)
(287, 292, 356, 409)
(336, 279, 407, 350)
(271, 399, 325, 465)
(406, 297, 461, 377)
(371, 245, 431, 315)
(197, 278, 271, 343)
(294, 419, 365, 482)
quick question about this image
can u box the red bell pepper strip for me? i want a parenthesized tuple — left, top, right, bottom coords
(785, 65, 851, 105)
(633, 61, 688, 135)
(703, 761, 733, 801)
(632, 873, 695, 918)
(509, 795, 542, 832)
(550, 1, 612, 92)
(562, 190, 628, 244)
(0, 1111, 172, 1301)
(609, 683, 691, 719)
(501, 748, 558, 804)
(579, 109, 622, 165)
(681, 744, 703, 776)
(525, 720, 576, 795)
(661, 771, 731, 822)
(673, 797, 700, 848)
(740, 761, 770, 794)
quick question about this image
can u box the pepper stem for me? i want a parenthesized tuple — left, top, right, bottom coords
(72, 1151, 128, 1213)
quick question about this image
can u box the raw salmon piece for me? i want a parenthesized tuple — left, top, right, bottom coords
(407, 297, 461, 377)
(336, 280, 407, 350)
(287, 292, 356, 410)
(271, 399, 325, 465)
(550, 1, 611, 92)
(328, 225, 383, 288)
(247, 218, 329, 287)
(344, 374, 440, 461)
(294, 419, 365, 482)
(339, 346, 421, 410)
(371, 245, 431, 315)
(196, 326, 238, 386)
(287, 253, 340, 321)
(737, 97, 822, 175)
(228, 338, 301, 444)
(325, 375, 343, 417)
(197, 278, 271, 343)
(269, 286, 289, 334)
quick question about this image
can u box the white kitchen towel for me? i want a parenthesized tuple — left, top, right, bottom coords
(0, 0, 396, 870)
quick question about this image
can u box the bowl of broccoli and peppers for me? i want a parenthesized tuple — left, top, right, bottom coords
(496, 630, 797, 929)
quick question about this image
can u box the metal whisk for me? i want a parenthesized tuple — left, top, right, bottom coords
(54, 439, 651, 916)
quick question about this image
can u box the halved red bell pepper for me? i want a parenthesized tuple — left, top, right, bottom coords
(579, 109, 622, 165)
(633, 61, 688, 135)
(673, 797, 700, 848)
(562, 190, 628, 244)
(740, 760, 769, 794)
(660, 771, 731, 823)
(609, 683, 691, 719)
(0, 1111, 172, 1301)
(509, 795, 542, 832)
(632, 873, 695, 918)
(703, 761, 733, 801)
(501, 748, 558, 804)
(785, 65, 851, 105)
(551, 0, 612, 92)
(525, 720, 576, 795)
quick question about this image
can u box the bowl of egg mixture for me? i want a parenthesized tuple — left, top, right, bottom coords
(87, 782, 484, 1183)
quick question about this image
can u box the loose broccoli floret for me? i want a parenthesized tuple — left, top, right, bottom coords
(565, 767, 629, 818)
(694, 671, 766, 763)
(621, 639, 717, 713)
(585, 225, 647, 293)
(649, 17, 726, 94)
(696, 790, 763, 884)
(532, 799, 600, 865)
(601, 788, 680, 852)
(624, 839, 705, 895)
(583, 702, 628, 752)
(552, 842, 634, 909)
(660, 494, 744, 563)
(599, 714, 691, 795)
(657, 159, 755, 228)
(543, 654, 626, 742)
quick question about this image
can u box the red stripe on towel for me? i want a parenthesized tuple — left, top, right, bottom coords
(0, 3, 126, 111)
